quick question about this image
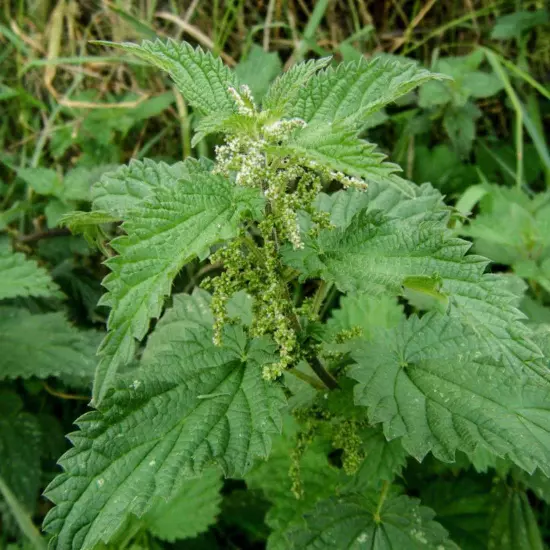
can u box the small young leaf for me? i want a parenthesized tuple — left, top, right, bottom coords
(274, 123, 404, 188)
(262, 57, 332, 115)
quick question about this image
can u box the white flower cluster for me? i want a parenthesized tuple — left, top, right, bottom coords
(214, 135, 267, 188)
(227, 84, 256, 117)
(263, 118, 307, 142)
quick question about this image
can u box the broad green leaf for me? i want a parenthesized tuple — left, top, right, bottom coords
(93, 170, 263, 404)
(100, 39, 238, 115)
(144, 469, 222, 542)
(0, 391, 41, 513)
(17, 167, 61, 196)
(350, 312, 550, 474)
(262, 57, 332, 115)
(491, 9, 549, 39)
(43, 294, 285, 550)
(0, 241, 60, 300)
(235, 44, 282, 101)
(289, 56, 448, 126)
(0, 307, 98, 381)
(462, 71, 503, 99)
(287, 492, 454, 549)
(315, 182, 444, 228)
(489, 486, 544, 549)
(91, 157, 213, 218)
(274, 123, 407, 190)
(282, 209, 475, 298)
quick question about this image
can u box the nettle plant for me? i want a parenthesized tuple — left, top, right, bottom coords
(45, 40, 550, 549)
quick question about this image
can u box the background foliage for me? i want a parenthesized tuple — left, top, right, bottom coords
(1, 0, 549, 548)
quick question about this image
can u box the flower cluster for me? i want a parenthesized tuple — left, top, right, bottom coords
(206, 86, 367, 381)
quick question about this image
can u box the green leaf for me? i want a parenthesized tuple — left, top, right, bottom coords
(0, 243, 60, 300)
(462, 71, 503, 99)
(262, 57, 332, 115)
(144, 469, 222, 542)
(350, 312, 550, 474)
(100, 39, 238, 115)
(91, 157, 212, 218)
(348, 427, 408, 491)
(324, 293, 402, 343)
(287, 492, 454, 549)
(274, 123, 406, 190)
(443, 103, 480, 156)
(43, 293, 285, 550)
(290, 56, 448, 126)
(235, 44, 282, 101)
(0, 391, 41, 512)
(0, 307, 99, 381)
(315, 181, 444, 229)
(461, 185, 550, 266)
(418, 80, 452, 108)
(489, 486, 544, 549)
(93, 169, 263, 404)
(18, 167, 62, 196)
(282, 208, 471, 298)
(491, 9, 549, 40)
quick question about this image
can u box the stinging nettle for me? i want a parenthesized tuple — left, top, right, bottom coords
(42, 39, 550, 550)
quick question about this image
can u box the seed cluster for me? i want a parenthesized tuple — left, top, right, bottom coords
(205, 86, 368, 380)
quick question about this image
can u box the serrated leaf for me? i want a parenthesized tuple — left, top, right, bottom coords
(489, 486, 544, 550)
(290, 56, 448, 126)
(100, 39, 238, 115)
(350, 312, 550, 474)
(0, 307, 99, 381)
(287, 492, 454, 549)
(0, 391, 41, 512)
(349, 427, 408, 491)
(93, 169, 263, 404)
(0, 243, 60, 300)
(282, 208, 472, 298)
(315, 182, 444, 228)
(144, 469, 222, 542)
(274, 123, 407, 191)
(43, 295, 285, 550)
(262, 57, 332, 115)
(91, 157, 213, 218)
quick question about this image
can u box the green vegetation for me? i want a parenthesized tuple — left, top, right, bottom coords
(1, 2, 550, 549)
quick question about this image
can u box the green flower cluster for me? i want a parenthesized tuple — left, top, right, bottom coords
(206, 86, 367, 381)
